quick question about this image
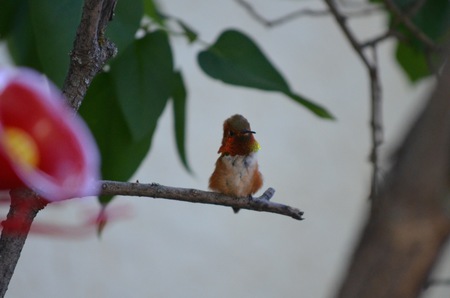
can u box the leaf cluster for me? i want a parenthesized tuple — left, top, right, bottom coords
(372, 0, 450, 81)
(0, 0, 333, 205)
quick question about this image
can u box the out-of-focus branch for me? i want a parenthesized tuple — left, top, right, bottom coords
(381, 0, 437, 50)
(324, 0, 383, 199)
(336, 50, 450, 298)
(236, 0, 329, 27)
(100, 181, 304, 220)
(324, 0, 371, 68)
(367, 46, 383, 199)
(235, 0, 380, 28)
(424, 278, 450, 290)
(62, 0, 118, 111)
(361, 30, 404, 48)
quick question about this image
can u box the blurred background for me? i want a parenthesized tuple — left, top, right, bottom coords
(0, 0, 444, 297)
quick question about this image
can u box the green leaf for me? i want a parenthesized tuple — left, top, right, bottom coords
(199, 30, 290, 92)
(5, 1, 43, 71)
(171, 71, 191, 173)
(287, 93, 335, 119)
(110, 30, 174, 141)
(393, 0, 450, 44)
(0, 0, 21, 38)
(106, 0, 143, 55)
(395, 42, 429, 82)
(29, 0, 82, 87)
(79, 72, 154, 205)
(176, 20, 198, 43)
(143, 0, 165, 25)
(198, 29, 333, 119)
(381, 0, 450, 82)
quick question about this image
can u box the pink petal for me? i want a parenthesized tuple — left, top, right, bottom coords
(0, 68, 100, 201)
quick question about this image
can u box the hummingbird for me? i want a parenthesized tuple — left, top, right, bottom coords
(209, 114, 263, 213)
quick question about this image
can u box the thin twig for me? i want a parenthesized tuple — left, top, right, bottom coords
(361, 30, 402, 48)
(368, 46, 383, 199)
(404, 0, 427, 18)
(324, 0, 384, 200)
(236, 0, 329, 27)
(100, 181, 304, 220)
(236, 0, 381, 27)
(324, 0, 372, 69)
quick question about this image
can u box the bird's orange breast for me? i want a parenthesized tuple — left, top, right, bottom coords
(209, 153, 263, 197)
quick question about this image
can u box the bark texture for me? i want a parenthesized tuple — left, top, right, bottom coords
(62, 0, 117, 111)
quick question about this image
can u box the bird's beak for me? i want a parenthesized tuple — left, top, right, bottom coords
(242, 130, 256, 134)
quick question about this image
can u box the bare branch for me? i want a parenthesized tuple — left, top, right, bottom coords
(368, 46, 383, 199)
(324, 0, 384, 200)
(236, 0, 381, 28)
(0, 189, 48, 297)
(62, 0, 118, 111)
(361, 30, 403, 48)
(100, 181, 304, 220)
(324, 0, 372, 69)
(235, 0, 329, 27)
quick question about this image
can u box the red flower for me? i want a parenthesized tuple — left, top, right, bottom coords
(0, 68, 100, 201)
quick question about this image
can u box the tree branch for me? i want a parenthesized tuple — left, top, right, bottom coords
(100, 181, 304, 220)
(336, 49, 450, 298)
(235, 0, 381, 28)
(324, 0, 372, 69)
(235, 0, 329, 27)
(0, 1, 118, 297)
(361, 30, 403, 48)
(368, 46, 383, 199)
(324, 0, 384, 199)
(0, 189, 47, 297)
(62, 0, 118, 112)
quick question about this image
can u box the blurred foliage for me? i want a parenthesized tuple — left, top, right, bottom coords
(371, 0, 450, 82)
(5, 0, 446, 204)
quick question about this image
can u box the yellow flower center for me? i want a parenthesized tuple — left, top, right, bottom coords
(2, 127, 39, 170)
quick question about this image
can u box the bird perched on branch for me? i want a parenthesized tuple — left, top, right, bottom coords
(209, 114, 263, 213)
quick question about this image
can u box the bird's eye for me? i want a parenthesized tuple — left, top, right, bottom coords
(229, 131, 235, 137)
